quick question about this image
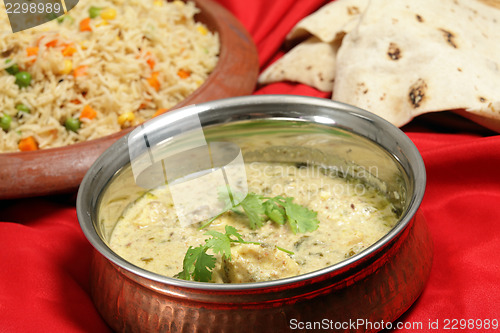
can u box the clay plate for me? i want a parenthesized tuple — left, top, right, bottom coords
(0, 0, 259, 200)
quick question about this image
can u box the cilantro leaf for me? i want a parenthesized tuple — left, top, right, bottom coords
(230, 189, 247, 206)
(263, 200, 286, 224)
(192, 250, 216, 282)
(175, 245, 216, 283)
(176, 226, 257, 282)
(204, 230, 232, 259)
(186, 191, 319, 281)
(199, 187, 247, 230)
(239, 193, 265, 229)
(216, 186, 234, 211)
(224, 225, 245, 243)
(217, 185, 247, 209)
(283, 197, 320, 234)
(201, 190, 320, 234)
(175, 224, 295, 282)
(174, 245, 207, 281)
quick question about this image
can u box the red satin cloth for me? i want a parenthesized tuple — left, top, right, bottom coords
(1, 1, 500, 332)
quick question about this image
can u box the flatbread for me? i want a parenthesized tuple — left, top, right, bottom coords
(333, 0, 500, 126)
(287, 0, 368, 43)
(258, 37, 338, 92)
(258, 0, 366, 92)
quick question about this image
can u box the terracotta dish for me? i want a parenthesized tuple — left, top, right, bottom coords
(77, 95, 432, 333)
(0, 0, 258, 200)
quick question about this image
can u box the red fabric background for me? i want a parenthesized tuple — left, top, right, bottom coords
(1, 0, 500, 332)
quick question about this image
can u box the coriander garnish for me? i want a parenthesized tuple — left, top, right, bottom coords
(175, 225, 291, 282)
(176, 191, 320, 282)
(200, 191, 320, 234)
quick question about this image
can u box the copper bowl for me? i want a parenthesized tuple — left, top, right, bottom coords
(77, 95, 432, 333)
(0, 0, 258, 199)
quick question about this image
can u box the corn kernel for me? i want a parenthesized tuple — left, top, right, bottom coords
(61, 59, 73, 75)
(173, 0, 184, 7)
(197, 25, 208, 35)
(96, 19, 108, 27)
(153, 0, 163, 6)
(79, 41, 88, 50)
(118, 112, 135, 126)
(319, 191, 331, 200)
(100, 8, 117, 20)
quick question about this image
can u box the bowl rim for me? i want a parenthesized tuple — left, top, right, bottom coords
(77, 94, 426, 291)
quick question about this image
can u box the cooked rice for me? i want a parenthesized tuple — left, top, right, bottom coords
(0, 0, 219, 152)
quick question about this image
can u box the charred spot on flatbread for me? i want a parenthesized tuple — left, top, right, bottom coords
(439, 28, 458, 48)
(478, 96, 487, 103)
(387, 42, 402, 60)
(347, 6, 361, 15)
(357, 82, 368, 94)
(409, 79, 428, 108)
(416, 14, 424, 22)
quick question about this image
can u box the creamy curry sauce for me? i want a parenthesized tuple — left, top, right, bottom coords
(109, 162, 399, 283)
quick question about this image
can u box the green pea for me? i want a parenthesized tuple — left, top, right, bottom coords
(16, 104, 31, 114)
(5, 59, 19, 75)
(14, 71, 32, 88)
(65, 117, 81, 132)
(57, 15, 74, 24)
(0, 114, 12, 131)
(89, 6, 102, 19)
